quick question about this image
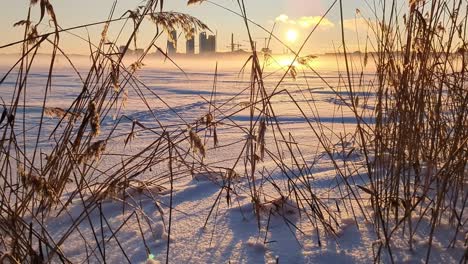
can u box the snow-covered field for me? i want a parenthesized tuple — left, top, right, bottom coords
(0, 54, 465, 263)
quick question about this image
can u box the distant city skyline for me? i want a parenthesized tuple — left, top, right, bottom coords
(0, 0, 394, 55)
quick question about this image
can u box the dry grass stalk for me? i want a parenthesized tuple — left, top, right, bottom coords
(224, 168, 240, 181)
(122, 88, 129, 108)
(213, 124, 219, 147)
(19, 165, 57, 202)
(0, 253, 21, 264)
(258, 196, 298, 217)
(187, 0, 205, 5)
(288, 65, 297, 80)
(129, 61, 144, 72)
(88, 101, 100, 137)
(149, 11, 209, 41)
(204, 113, 213, 126)
(111, 62, 120, 92)
(297, 55, 317, 66)
(96, 180, 165, 200)
(256, 119, 266, 161)
(44, 107, 81, 121)
(189, 127, 206, 158)
(79, 140, 107, 164)
(409, 0, 425, 8)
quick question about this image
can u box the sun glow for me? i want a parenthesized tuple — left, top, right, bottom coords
(278, 57, 299, 68)
(286, 29, 298, 42)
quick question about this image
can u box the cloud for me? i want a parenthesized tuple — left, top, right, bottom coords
(275, 14, 289, 23)
(342, 17, 372, 32)
(297, 16, 334, 29)
(274, 14, 335, 30)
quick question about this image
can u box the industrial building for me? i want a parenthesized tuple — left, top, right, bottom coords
(186, 29, 195, 55)
(199, 32, 216, 54)
(167, 30, 177, 55)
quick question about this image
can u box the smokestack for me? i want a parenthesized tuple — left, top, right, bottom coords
(231, 33, 234, 52)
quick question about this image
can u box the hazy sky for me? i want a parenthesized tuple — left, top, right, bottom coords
(0, 0, 379, 54)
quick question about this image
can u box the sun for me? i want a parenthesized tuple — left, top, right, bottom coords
(286, 29, 298, 42)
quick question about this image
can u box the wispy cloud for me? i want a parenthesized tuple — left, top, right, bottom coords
(275, 14, 335, 30)
(342, 17, 372, 32)
(275, 14, 289, 23)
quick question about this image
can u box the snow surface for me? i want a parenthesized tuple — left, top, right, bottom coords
(0, 54, 465, 263)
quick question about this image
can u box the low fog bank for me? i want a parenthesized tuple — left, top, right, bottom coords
(0, 52, 378, 75)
